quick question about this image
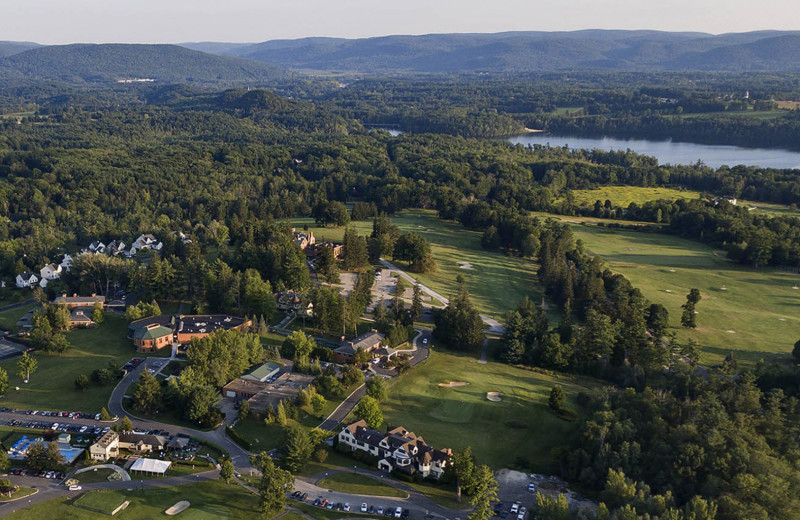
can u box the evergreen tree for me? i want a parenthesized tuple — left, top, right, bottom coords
(220, 459, 235, 484)
(250, 452, 294, 516)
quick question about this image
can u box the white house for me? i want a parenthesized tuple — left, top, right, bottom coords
(15, 272, 39, 289)
(106, 240, 126, 255)
(60, 254, 74, 271)
(88, 241, 106, 254)
(338, 420, 450, 479)
(39, 263, 62, 281)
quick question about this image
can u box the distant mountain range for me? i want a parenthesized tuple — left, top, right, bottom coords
(198, 30, 800, 73)
(0, 44, 284, 84)
(4, 31, 800, 81)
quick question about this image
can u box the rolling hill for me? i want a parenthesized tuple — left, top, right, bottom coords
(194, 30, 800, 73)
(0, 41, 41, 57)
(0, 43, 285, 85)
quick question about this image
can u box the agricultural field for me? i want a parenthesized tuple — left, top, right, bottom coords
(0, 314, 134, 412)
(380, 348, 597, 472)
(5, 480, 261, 520)
(292, 209, 544, 320)
(557, 217, 800, 366)
(566, 186, 702, 207)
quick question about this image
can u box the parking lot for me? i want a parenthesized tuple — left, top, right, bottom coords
(299, 493, 411, 519)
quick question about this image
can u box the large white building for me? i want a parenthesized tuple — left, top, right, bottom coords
(338, 419, 450, 479)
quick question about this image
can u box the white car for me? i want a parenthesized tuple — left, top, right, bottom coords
(528, 482, 535, 492)
(361, 503, 368, 513)
(423, 338, 428, 344)
(395, 507, 403, 518)
(510, 503, 520, 514)
(68, 485, 82, 491)
(517, 514, 525, 520)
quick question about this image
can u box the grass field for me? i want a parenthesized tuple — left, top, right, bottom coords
(74, 468, 118, 484)
(555, 217, 800, 365)
(380, 348, 596, 472)
(292, 209, 545, 319)
(317, 473, 408, 498)
(74, 490, 128, 513)
(0, 487, 36, 502)
(566, 186, 702, 207)
(0, 315, 135, 412)
(7, 480, 262, 519)
(0, 303, 36, 332)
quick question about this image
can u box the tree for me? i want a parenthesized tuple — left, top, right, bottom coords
(99, 407, 113, 421)
(681, 288, 701, 328)
(282, 330, 316, 370)
(220, 459, 235, 484)
(0, 450, 8, 473)
(394, 232, 435, 273)
(250, 452, 294, 516)
(468, 465, 499, 520)
(433, 280, 484, 351)
(17, 352, 37, 382)
(132, 371, 162, 415)
(282, 425, 314, 472)
(646, 303, 669, 338)
(353, 395, 383, 429)
(316, 244, 341, 285)
(92, 302, 104, 324)
(341, 364, 364, 388)
(793, 339, 800, 362)
(365, 376, 387, 402)
(310, 394, 327, 416)
(343, 226, 369, 271)
(0, 368, 8, 396)
(411, 283, 423, 322)
(242, 269, 276, 320)
(238, 399, 251, 421)
(120, 415, 134, 432)
(25, 441, 65, 471)
(451, 446, 476, 501)
(275, 400, 288, 426)
(549, 385, 565, 412)
(74, 374, 89, 391)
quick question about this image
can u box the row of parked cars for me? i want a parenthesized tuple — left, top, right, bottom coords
(4, 419, 109, 437)
(11, 408, 103, 421)
(308, 495, 409, 519)
(121, 357, 145, 372)
(9, 468, 67, 480)
(494, 502, 527, 520)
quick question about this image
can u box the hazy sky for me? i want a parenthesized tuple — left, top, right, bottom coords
(3, 0, 798, 45)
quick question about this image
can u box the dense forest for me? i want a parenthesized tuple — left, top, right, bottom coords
(3, 77, 800, 519)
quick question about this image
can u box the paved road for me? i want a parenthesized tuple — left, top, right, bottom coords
(0, 299, 35, 314)
(107, 356, 254, 471)
(378, 259, 506, 334)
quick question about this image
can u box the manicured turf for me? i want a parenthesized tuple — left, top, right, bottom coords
(74, 468, 118, 484)
(317, 473, 408, 498)
(559, 217, 800, 365)
(380, 349, 596, 472)
(6, 479, 261, 519)
(74, 490, 128, 513)
(565, 186, 702, 207)
(0, 315, 135, 412)
(292, 209, 545, 319)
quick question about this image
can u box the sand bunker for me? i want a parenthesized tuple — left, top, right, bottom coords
(486, 392, 503, 402)
(726, 330, 736, 334)
(458, 262, 475, 270)
(166, 501, 191, 516)
(663, 289, 672, 293)
(438, 381, 470, 387)
(668, 269, 676, 272)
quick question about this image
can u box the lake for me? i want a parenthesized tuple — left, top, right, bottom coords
(507, 134, 800, 170)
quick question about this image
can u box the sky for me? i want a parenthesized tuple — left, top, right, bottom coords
(2, 0, 799, 45)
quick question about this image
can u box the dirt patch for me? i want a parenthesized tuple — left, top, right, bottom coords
(438, 381, 470, 387)
(487, 391, 503, 402)
(166, 501, 191, 515)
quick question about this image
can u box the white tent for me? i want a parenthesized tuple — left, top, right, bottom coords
(130, 458, 171, 475)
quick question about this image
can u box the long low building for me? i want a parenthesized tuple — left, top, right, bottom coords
(128, 314, 250, 352)
(223, 371, 315, 411)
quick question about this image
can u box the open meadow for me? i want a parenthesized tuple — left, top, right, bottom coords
(0, 314, 135, 412)
(553, 217, 800, 366)
(380, 348, 597, 472)
(292, 209, 544, 320)
(566, 186, 702, 207)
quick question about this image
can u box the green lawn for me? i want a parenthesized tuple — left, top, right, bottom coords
(563, 219, 800, 365)
(0, 487, 36, 502)
(74, 490, 128, 514)
(565, 186, 702, 208)
(0, 303, 37, 332)
(7, 480, 261, 519)
(0, 315, 135, 412)
(73, 468, 118, 484)
(380, 349, 596, 472)
(292, 209, 545, 320)
(317, 473, 408, 498)
(231, 417, 285, 451)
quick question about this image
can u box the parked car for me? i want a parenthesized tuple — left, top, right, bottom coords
(361, 503, 368, 513)
(401, 510, 410, 519)
(395, 506, 403, 518)
(369, 505, 375, 514)
(377, 506, 384, 515)
(528, 482, 535, 492)
(510, 503, 520, 514)
(343, 503, 351, 512)
(68, 485, 82, 491)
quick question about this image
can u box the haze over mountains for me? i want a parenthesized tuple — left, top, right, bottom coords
(3, 30, 800, 84)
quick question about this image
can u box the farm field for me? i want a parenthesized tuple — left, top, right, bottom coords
(380, 348, 596, 472)
(0, 314, 134, 412)
(566, 186, 702, 207)
(556, 216, 800, 365)
(5, 480, 261, 520)
(292, 209, 545, 320)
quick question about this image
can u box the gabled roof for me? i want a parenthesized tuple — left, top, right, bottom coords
(133, 324, 173, 341)
(17, 272, 37, 281)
